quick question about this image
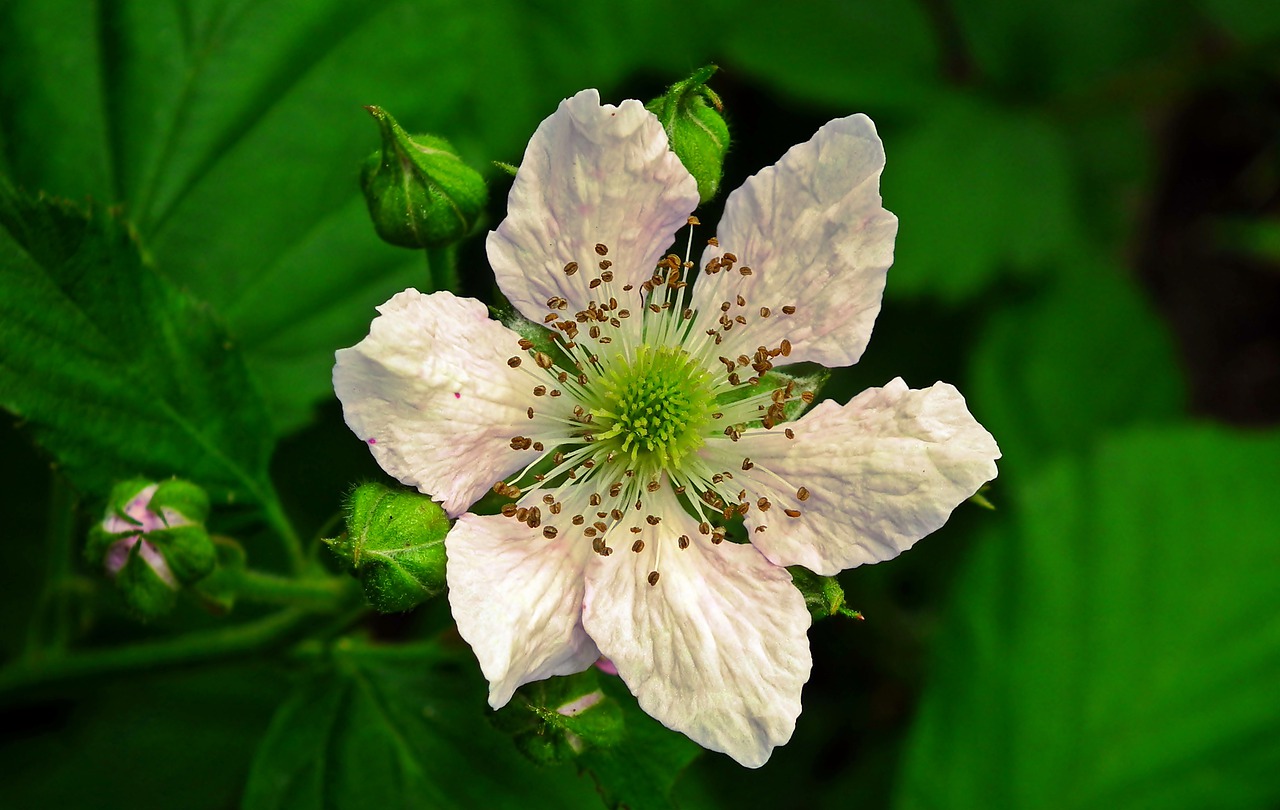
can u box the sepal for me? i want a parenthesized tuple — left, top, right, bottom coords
(645, 65, 730, 203)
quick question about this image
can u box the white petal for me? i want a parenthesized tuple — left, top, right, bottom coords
(488, 89, 699, 324)
(692, 114, 897, 367)
(333, 289, 545, 517)
(728, 379, 1000, 576)
(581, 495, 812, 768)
(447, 513, 600, 707)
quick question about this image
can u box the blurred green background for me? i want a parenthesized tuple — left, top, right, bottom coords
(2, 0, 1278, 807)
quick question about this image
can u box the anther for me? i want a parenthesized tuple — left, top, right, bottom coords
(533, 385, 546, 396)
(543, 526, 558, 539)
(518, 338, 535, 350)
(739, 266, 752, 276)
(646, 515, 661, 525)
(782, 305, 796, 315)
(507, 356, 522, 368)
(784, 508, 801, 518)
(742, 458, 754, 471)
(760, 307, 771, 317)
(647, 571, 660, 586)
(678, 535, 690, 549)
(564, 261, 579, 276)
(632, 539, 645, 553)
(595, 243, 608, 256)
(797, 486, 810, 502)
(535, 352, 554, 369)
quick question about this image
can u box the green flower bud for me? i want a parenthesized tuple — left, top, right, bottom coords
(327, 482, 448, 613)
(646, 65, 731, 204)
(789, 567, 864, 622)
(360, 106, 488, 249)
(87, 478, 216, 620)
(491, 670, 625, 765)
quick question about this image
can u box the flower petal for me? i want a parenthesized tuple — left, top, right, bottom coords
(727, 379, 999, 576)
(581, 495, 812, 768)
(488, 89, 699, 324)
(447, 512, 600, 707)
(334, 289, 551, 517)
(692, 114, 897, 367)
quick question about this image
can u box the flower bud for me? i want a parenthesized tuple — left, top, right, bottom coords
(327, 482, 448, 613)
(360, 106, 488, 249)
(646, 65, 730, 204)
(789, 567, 864, 622)
(87, 478, 215, 620)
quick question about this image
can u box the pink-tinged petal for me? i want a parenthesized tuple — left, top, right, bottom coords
(488, 89, 699, 323)
(728, 379, 999, 576)
(447, 513, 600, 707)
(334, 289, 552, 517)
(692, 114, 897, 367)
(581, 497, 812, 768)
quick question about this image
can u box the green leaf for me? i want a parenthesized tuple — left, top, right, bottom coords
(578, 675, 702, 810)
(0, 0, 699, 435)
(708, 0, 942, 111)
(244, 639, 604, 810)
(0, 182, 274, 506)
(897, 426, 1280, 809)
(884, 96, 1081, 302)
(967, 265, 1185, 472)
(0, 663, 288, 810)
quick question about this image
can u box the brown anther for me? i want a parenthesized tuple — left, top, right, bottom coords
(698, 522, 711, 535)
(647, 571, 660, 586)
(739, 266, 753, 276)
(797, 486, 810, 502)
(589, 278, 602, 289)
(526, 407, 535, 419)
(758, 497, 772, 511)
(518, 338, 535, 350)
(549, 502, 563, 515)
(533, 385, 546, 397)
(723, 252, 738, 263)
(507, 356, 522, 368)
(510, 436, 532, 450)
(736, 294, 746, 307)
(631, 539, 645, 553)
(501, 503, 518, 517)
(646, 515, 661, 525)
(760, 307, 771, 318)
(784, 508, 801, 518)
(564, 261, 579, 276)
(543, 526, 558, 539)
(599, 259, 613, 271)
(782, 305, 796, 315)
(721, 301, 732, 313)
(516, 507, 529, 521)
(673, 485, 687, 495)
(577, 373, 589, 386)
(542, 313, 558, 323)
(754, 526, 767, 533)
(728, 373, 741, 386)
(780, 339, 792, 357)
(735, 315, 747, 325)
(535, 352, 554, 369)
(584, 526, 597, 538)
(609, 483, 623, 497)
(572, 515, 585, 525)
(707, 236, 719, 247)
(526, 508, 541, 528)
(532, 441, 544, 451)
(646, 480, 660, 493)
(594, 521, 608, 532)
(589, 493, 602, 506)
(549, 390, 561, 398)
(687, 215, 701, 226)
(630, 526, 642, 533)
(648, 303, 661, 314)
(742, 458, 754, 471)
(678, 535, 691, 549)
(595, 243, 608, 256)
(785, 428, 795, 439)
(801, 391, 815, 404)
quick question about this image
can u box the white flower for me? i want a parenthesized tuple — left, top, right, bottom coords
(334, 89, 1000, 767)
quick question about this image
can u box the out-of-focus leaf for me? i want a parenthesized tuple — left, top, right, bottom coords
(0, 663, 287, 810)
(1198, 0, 1280, 46)
(708, 0, 941, 111)
(884, 97, 1081, 301)
(953, 0, 1194, 100)
(0, 0, 695, 434)
(244, 639, 602, 810)
(0, 182, 273, 505)
(897, 426, 1280, 809)
(968, 265, 1185, 471)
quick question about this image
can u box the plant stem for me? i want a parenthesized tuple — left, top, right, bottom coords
(25, 474, 79, 656)
(426, 245, 459, 293)
(0, 608, 316, 696)
(231, 568, 354, 606)
(259, 485, 307, 574)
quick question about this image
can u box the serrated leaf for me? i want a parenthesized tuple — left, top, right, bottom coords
(0, 0, 705, 434)
(897, 426, 1280, 809)
(0, 181, 274, 506)
(244, 640, 604, 810)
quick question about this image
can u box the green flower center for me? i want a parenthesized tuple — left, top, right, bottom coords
(589, 345, 715, 473)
